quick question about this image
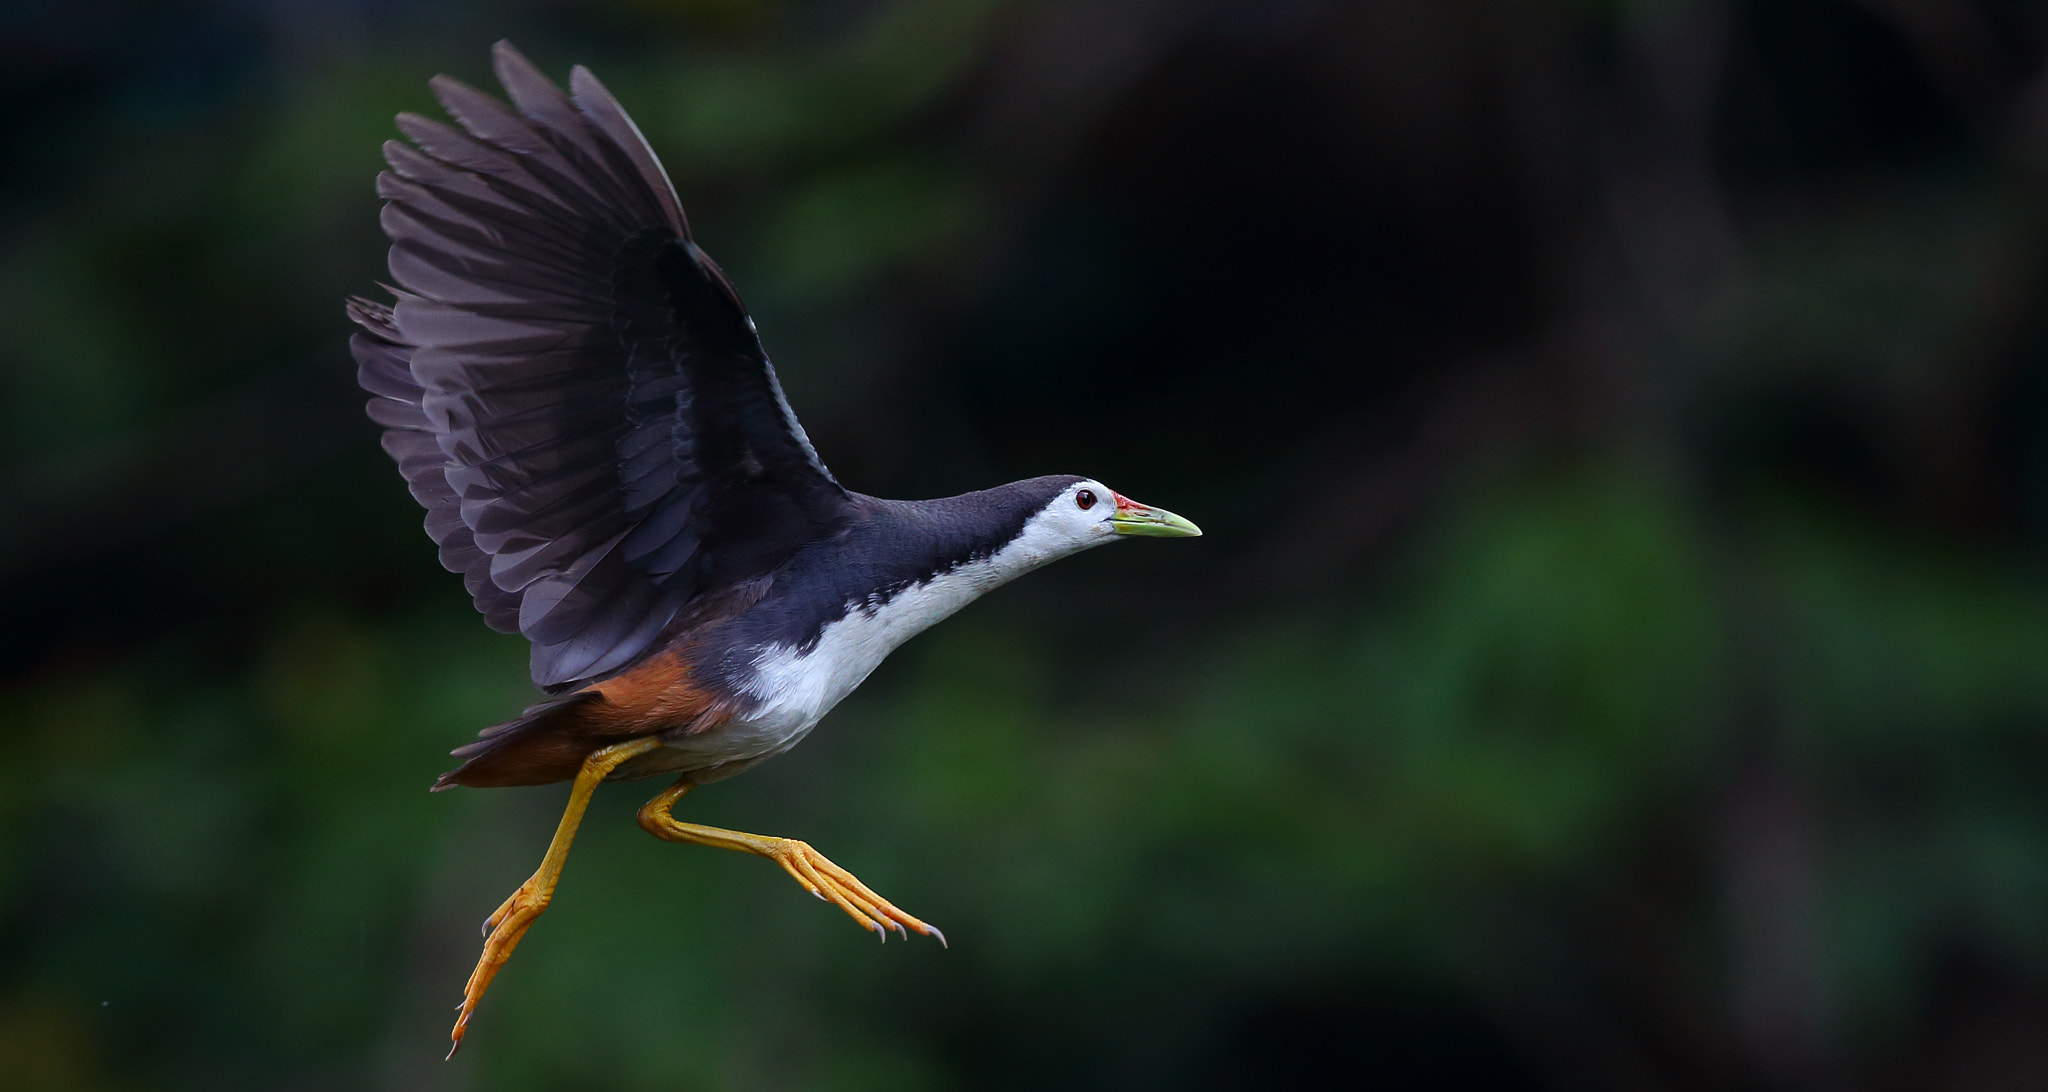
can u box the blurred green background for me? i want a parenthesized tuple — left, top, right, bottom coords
(5, 0, 2048, 1088)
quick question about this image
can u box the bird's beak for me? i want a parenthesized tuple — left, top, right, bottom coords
(1110, 493, 1202, 538)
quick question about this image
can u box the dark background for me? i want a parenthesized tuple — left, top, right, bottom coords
(5, 0, 2048, 1088)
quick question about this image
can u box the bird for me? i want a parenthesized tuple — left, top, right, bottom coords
(348, 42, 1199, 1057)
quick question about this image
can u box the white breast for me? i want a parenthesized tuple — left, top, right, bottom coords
(662, 513, 1088, 780)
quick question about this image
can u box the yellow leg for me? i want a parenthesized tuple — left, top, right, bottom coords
(448, 736, 662, 1058)
(636, 777, 945, 946)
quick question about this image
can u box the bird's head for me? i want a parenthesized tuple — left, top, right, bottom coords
(1019, 477, 1202, 558)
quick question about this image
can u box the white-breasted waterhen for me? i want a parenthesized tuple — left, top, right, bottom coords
(347, 43, 1199, 1055)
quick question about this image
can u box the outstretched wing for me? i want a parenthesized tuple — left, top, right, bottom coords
(350, 42, 850, 690)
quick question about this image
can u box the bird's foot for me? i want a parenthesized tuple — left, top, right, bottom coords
(771, 838, 945, 946)
(634, 778, 945, 946)
(448, 872, 551, 1058)
(481, 879, 531, 938)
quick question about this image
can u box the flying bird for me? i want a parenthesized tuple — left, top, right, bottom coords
(348, 42, 1199, 1056)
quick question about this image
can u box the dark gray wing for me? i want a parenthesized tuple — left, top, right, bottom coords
(349, 42, 850, 690)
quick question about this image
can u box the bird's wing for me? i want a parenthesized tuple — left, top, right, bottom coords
(350, 42, 850, 691)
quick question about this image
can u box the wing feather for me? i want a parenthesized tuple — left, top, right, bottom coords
(350, 42, 850, 689)
(352, 296, 525, 635)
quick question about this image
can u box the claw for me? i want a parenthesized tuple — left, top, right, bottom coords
(443, 736, 666, 1057)
(760, 839, 943, 946)
(636, 790, 948, 953)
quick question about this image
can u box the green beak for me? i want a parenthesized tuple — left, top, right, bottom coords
(1110, 494, 1203, 538)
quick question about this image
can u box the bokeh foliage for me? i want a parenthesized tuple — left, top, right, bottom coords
(4, 1, 2048, 1089)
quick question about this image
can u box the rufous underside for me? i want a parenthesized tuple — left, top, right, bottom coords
(435, 650, 729, 790)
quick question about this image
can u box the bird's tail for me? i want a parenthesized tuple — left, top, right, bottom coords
(432, 693, 610, 791)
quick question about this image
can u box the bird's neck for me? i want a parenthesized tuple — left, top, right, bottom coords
(835, 490, 1080, 632)
(732, 502, 1082, 724)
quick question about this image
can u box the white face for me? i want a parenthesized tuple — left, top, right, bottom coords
(1041, 478, 1123, 546)
(1001, 478, 1123, 570)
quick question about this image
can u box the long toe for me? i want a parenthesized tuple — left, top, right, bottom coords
(776, 841, 942, 944)
(450, 890, 550, 1055)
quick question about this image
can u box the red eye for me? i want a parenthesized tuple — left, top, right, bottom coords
(1076, 489, 1097, 510)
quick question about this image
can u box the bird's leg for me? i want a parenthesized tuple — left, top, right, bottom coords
(636, 777, 945, 946)
(449, 735, 663, 1058)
